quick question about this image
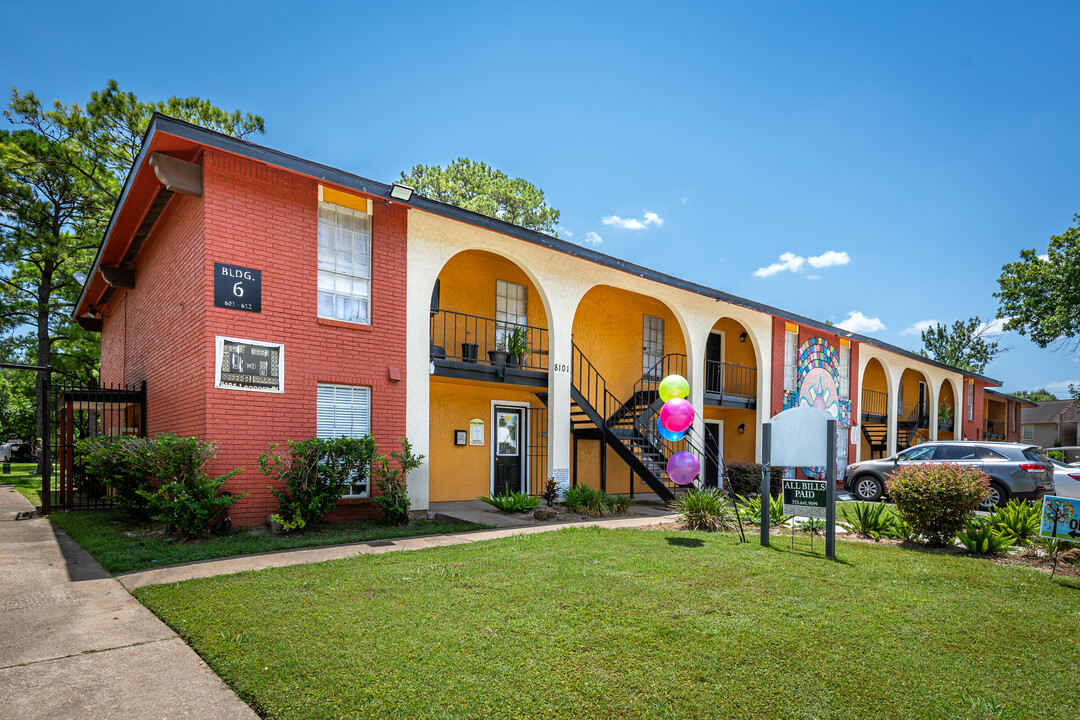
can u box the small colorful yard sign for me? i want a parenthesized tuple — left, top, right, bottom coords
(1040, 496, 1080, 541)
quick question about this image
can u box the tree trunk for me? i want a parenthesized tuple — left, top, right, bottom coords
(34, 259, 53, 477)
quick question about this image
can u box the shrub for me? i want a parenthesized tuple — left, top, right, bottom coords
(79, 436, 152, 519)
(481, 491, 539, 513)
(542, 477, 560, 507)
(373, 438, 423, 525)
(839, 501, 895, 540)
(134, 434, 244, 540)
(676, 488, 735, 531)
(987, 499, 1042, 545)
(726, 462, 785, 498)
(560, 486, 633, 517)
(886, 462, 990, 545)
(798, 517, 827, 535)
(260, 435, 378, 530)
(733, 493, 791, 526)
(956, 518, 1016, 555)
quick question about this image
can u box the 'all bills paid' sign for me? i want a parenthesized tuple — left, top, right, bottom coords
(783, 479, 828, 519)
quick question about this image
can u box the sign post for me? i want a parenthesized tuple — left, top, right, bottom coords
(760, 406, 837, 559)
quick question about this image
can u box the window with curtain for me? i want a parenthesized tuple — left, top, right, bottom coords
(317, 202, 372, 324)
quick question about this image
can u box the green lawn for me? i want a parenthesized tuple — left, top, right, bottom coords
(2, 462, 41, 506)
(135, 528, 1080, 720)
(51, 509, 489, 575)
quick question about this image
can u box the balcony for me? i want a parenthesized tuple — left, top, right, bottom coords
(983, 419, 1005, 442)
(430, 309, 548, 386)
(861, 389, 888, 423)
(703, 360, 756, 409)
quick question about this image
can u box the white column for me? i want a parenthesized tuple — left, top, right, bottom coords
(928, 380, 939, 442)
(545, 305, 574, 492)
(886, 372, 899, 457)
(687, 331, 706, 458)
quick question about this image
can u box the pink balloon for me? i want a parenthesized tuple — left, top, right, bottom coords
(667, 451, 699, 486)
(659, 398, 694, 433)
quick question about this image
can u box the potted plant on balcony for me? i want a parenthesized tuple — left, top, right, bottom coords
(488, 334, 509, 368)
(506, 326, 531, 368)
(938, 403, 953, 432)
(460, 329, 478, 363)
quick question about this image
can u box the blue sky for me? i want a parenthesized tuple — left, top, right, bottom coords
(3, 1, 1078, 395)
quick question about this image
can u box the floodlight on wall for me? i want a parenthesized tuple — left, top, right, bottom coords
(389, 182, 415, 202)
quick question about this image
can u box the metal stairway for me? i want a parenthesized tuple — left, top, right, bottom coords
(569, 344, 721, 504)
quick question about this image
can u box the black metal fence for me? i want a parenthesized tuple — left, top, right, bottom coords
(861, 389, 888, 420)
(704, 360, 757, 405)
(527, 406, 548, 495)
(49, 381, 145, 512)
(430, 309, 549, 370)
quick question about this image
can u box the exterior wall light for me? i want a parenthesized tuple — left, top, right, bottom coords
(739, 332, 748, 342)
(389, 182, 415, 202)
(738, 423, 746, 434)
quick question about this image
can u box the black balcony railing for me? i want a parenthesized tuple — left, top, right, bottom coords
(430, 310, 549, 371)
(704, 360, 756, 401)
(861, 389, 887, 419)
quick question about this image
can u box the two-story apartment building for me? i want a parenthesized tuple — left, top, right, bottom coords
(71, 115, 1015, 525)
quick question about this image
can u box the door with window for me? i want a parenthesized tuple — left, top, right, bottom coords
(643, 315, 665, 379)
(705, 332, 724, 394)
(703, 421, 724, 488)
(493, 406, 525, 496)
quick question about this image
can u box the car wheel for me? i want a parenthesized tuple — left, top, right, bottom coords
(982, 481, 1009, 509)
(853, 475, 884, 502)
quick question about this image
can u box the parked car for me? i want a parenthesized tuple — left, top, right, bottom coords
(1047, 458, 1080, 500)
(0, 441, 35, 463)
(843, 441, 1053, 507)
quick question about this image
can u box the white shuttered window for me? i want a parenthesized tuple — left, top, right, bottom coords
(316, 383, 371, 496)
(783, 329, 798, 392)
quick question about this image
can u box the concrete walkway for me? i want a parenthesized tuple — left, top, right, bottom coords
(0, 485, 258, 720)
(119, 502, 679, 590)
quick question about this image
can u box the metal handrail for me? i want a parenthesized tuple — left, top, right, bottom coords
(704, 360, 756, 398)
(430, 309, 548, 370)
(861, 388, 888, 418)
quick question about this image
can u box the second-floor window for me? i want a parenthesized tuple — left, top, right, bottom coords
(783, 328, 797, 392)
(967, 380, 975, 421)
(838, 345, 850, 398)
(318, 201, 372, 324)
(496, 280, 527, 342)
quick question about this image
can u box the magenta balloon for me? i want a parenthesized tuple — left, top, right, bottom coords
(659, 398, 694, 433)
(667, 451, 699, 486)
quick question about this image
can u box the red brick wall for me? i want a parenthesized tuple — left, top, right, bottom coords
(199, 150, 408, 525)
(99, 192, 208, 439)
(768, 318, 857, 483)
(961, 379, 984, 441)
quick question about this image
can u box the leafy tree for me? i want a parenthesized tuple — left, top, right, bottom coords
(399, 158, 560, 234)
(0, 370, 36, 440)
(996, 214, 1080, 352)
(1011, 388, 1058, 402)
(2, 82, 265, 470)
(918, 316, 1004, 373)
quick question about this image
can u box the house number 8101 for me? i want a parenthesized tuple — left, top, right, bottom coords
(553, 363, 570, 372)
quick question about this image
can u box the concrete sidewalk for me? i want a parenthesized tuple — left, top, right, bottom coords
(119, 503, 679, 590)
(0, 485, 258, 720)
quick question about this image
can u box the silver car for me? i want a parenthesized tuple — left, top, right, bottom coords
(844, 441, 1053, 507)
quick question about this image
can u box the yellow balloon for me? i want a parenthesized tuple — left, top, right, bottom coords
(658, 374, 690, 402)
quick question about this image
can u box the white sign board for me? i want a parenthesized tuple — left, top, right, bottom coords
(768, 405, 831, 467)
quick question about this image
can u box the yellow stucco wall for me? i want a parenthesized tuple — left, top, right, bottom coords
(899, 368, 929, 418)
(861, 359, 888, 459)
(572, 286, 687, 402)
(437, 250, 548, 329)
(702, 405, 757, 463)
(938, 383, 956, 439)
(428, 376, 541, 501)
(710, 318, 757, 369)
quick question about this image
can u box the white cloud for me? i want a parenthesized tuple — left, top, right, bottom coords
(1043, 380, 1078, 397)
(977, 317, 1009, 335)
(807, 250, 850, 269)
(602, 212, 663, 230)
(754, 250, 850, 278)
(559, 227, 574, 239)
(1038, 253, 1049, 261)
(580, 231, 603, 245)
(901, 319, 938, 336)
(754, 252, 805, 277)
(837, 311, 885, 333)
